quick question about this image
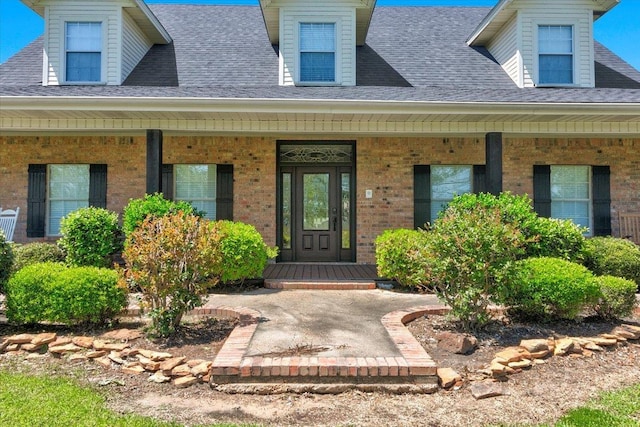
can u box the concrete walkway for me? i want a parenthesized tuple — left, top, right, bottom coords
(201, 288, 441, 358)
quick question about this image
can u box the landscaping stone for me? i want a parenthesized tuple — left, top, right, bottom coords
(529, 350, 549, 359)
(583, 342, 604, 352)
(20, 343, 44, 352)
(86, 350, 108, 359)
(72, 336, 94, 349)
(508, 359, 532, 369)
(102, 328, 143, 341)
(108, 352, 125, 365)
(436, 332, 478, 355)
(494, 347, 531, 363)
(122, 365, 146, 375)
(49, 343, 82, 354)
(174, 375, 199, 388)
(470, 380, 506, 399)
(437, 367, 461, 389)
(148, 372, 171, 383)
(519, 339, 549, 353)
(554, 338, 575, 356)
(0, 339, 9, 353)
(191, 362, 212, 377)
(159, 356, 186, 372)
(95, 356, 112, 368)
(613, 327, 639, 340)
(171, 363, 192, 377)
(138, 349, 173, 361)
(49, 337, 72, 347)
(591, 337, 618, 347)
(68, 354, 87, 363)
(7, 334, 34, 344)
(31, 333, 57, 346)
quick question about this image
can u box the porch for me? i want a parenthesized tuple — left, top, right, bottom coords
(263, 263, 379, 290)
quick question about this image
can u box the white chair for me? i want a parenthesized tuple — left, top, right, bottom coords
(0, 207, 19, 242)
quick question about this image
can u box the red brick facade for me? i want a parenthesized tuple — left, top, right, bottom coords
(1, 134, 638, 264)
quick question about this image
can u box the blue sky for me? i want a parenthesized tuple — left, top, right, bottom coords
(1, 0, 638, 70)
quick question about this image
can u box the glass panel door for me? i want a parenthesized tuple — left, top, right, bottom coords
(303, 173, 330, 231)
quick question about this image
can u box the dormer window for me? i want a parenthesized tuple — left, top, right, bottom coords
(538, 25, 574, 85)
(299, 23, 336, 83)
(65, 22, 102, 83)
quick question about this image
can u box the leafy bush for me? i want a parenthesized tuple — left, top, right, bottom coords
(12, 242, 65, 272)
(427, 201, 526, 330)
(121, 213, 222, 337)
(583, 237, 640, 288)
(122, 193, 200, 237)
(0, 231, 13, 293)
(526, 216, 587, 261)
(6, 262, 126, 325)
(375, 228, 433, 289)
(217, 220, 278, 284)
(592, 275, 638, 320)
(58, 207, 121, 268)
(444, 192, 586, 261)
(506, 257, 600, 322)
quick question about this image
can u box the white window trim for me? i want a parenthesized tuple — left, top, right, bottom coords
(294, 17, 342, 86)
(550, 165, 593, 236)
(61, 17, 108, 85)
(533, 20, 578, 87)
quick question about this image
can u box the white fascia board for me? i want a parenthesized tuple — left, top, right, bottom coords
(131, 0, 172, 44)
(1, 96, 639, 118)
(467, 0, 514, 46)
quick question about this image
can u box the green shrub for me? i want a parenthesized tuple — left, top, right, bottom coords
(375, 228, 433, 289)
(121, 213, 222, 337)
(526, 216, 587, 261)
(0, 231, 14, 293)
(6, 262, 126, 325)
(122, 193, 200, 237)
(506, 257, 600, 322)
(216, 220, 278, 284)
(58, 207, 121, 268)
(583, 237, 640, 288)
(427, 200, 526, 330)
(444, 192, 586, 261)
(593, 275, 638, 320)
(12, 242, 65, 272)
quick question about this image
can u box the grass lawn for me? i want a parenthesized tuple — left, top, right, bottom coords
(0, 370, 243, 427)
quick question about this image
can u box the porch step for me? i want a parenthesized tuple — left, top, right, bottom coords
(264, 280, 376, 290)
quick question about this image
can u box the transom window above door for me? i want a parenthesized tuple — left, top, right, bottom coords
(299, 22, 336, 83)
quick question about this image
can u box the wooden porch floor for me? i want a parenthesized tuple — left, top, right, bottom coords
(263, 263, 378, 281)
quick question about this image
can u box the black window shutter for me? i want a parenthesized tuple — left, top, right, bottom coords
(89, 164, 107, 208)
(216, 164, 234, 220)
(162, 164, 174, 200)
(533, 165, 551, 218)
(592, 166, 611, 236)
(413, 165, 430, 229)
(27, 164, 47, 238)
(473, 165, 487, 193)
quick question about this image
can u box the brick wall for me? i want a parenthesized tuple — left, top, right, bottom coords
(1, 134, 638, 266)
(503, 136, 640, 239)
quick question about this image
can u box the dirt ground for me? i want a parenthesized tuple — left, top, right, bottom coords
(2, 311, 640, 426)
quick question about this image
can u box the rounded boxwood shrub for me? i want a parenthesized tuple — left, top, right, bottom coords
(217, 220, 278, 284)
(375, 228, 433, 289)
(444, 192, 586, 261)
(122, 193, 201, 237)
(507, 257, 600, 322)
(12, 242, 65, 272)
(583, 237, 640, 288)
(6, 262, 126, 325)
(593, 275, 638, 320)
(58, 207, 121, 268)
(0, 231, 14, 293)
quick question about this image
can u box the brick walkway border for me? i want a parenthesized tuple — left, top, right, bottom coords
(207, 304, 449, 385)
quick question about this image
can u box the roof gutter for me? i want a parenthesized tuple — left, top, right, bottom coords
(1, 95, 639, 117)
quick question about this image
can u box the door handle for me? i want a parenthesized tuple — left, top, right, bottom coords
(333, 216, 338, 231)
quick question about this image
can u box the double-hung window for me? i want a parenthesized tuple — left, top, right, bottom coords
(65, 21, 102, 82)
(299, 23, 336, 83)
(430, 165, 473, 222)
(550, 165, 591, 232)
(174, 164, 217, 220)
(538, 25, 573, 85)
(48, 165, 90, 235)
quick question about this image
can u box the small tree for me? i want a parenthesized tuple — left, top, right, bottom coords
(428, 202, 526, 330)
(122, 193, 200, 237)
(120, 213, 221, 337)
(58, 207, 120, 268)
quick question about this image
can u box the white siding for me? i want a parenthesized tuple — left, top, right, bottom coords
(279, 6, 356, 86)
(483, 0, 597, 88)
(122, 10, 152, 82)
(42, 0, 127, 86)
(487, 15, 521, 87)
(517, 0, 595, 87)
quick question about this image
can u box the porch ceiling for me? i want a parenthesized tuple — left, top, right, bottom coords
(1, 97, 639, 135)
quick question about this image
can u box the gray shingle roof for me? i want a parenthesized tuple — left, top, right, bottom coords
(1, 5, 639, 103)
